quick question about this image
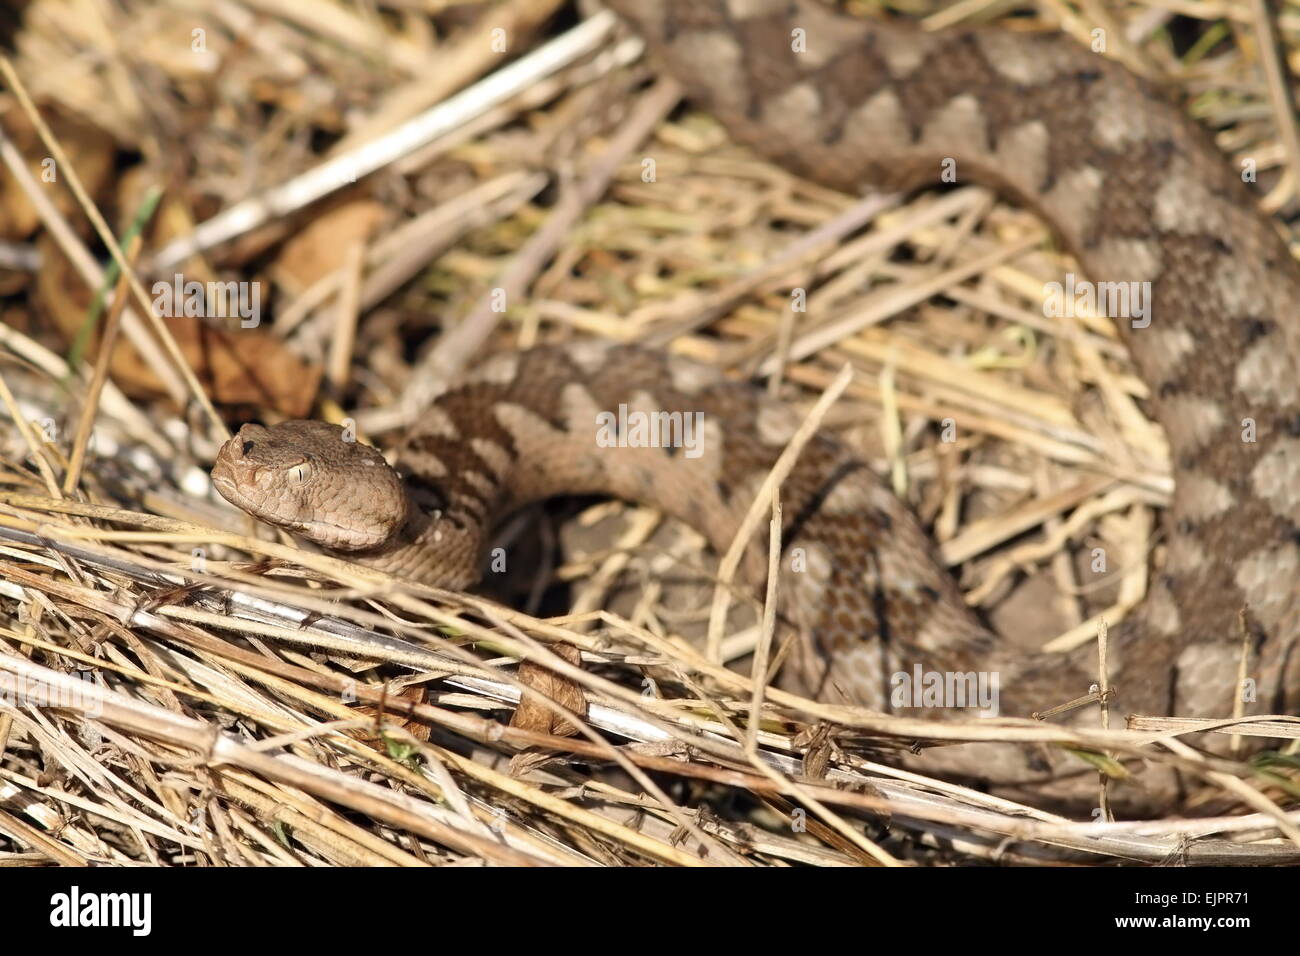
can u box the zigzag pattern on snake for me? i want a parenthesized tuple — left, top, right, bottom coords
(213, 2, 1300, 801)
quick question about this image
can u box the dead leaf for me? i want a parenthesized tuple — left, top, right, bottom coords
(798, 723, 834, 780)
(0, 103, 114, 240)
(34, 236, 322, 416)
(270, 199, 387, 295)
(354, 682, 432, 744)
(509, 643, 585, 739)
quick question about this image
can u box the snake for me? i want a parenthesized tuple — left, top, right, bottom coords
(212, 1, 1300, 803)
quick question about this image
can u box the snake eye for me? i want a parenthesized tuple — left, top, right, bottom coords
(286, 462, 313, 483)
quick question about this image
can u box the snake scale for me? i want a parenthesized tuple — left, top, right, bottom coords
(213, 2, 1300, 802)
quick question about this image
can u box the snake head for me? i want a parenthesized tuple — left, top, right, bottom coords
(212, 421, 407, 552)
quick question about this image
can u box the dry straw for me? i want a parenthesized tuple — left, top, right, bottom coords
(0, 0, 1297, 867)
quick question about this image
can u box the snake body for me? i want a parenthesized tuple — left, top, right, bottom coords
(213, 2, 1300, 798)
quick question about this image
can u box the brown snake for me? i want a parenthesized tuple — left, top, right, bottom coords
(213, 2, 1300, 804)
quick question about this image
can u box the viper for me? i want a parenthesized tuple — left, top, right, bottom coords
(213, 2, 1300, 804)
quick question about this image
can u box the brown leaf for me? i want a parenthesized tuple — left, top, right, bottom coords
(165, 312, 323, 418)
(796, 723, 833, 780)
(509, 643, 585, 739)
(354, 683, 432, 744)
(270, 200, 387, 295)
(0, 104, 114, 240)
(34, 237, 322, 417)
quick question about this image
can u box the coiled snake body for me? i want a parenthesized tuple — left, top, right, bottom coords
(214, 2, 1300, 800)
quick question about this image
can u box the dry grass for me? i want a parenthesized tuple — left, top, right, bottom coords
(0, 0, 1298, 866)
